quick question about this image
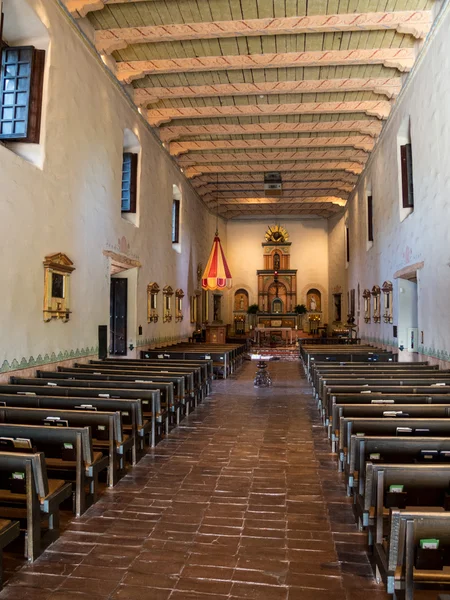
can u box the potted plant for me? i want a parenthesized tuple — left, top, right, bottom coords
(247, 303, 259, 330)
(294, 304, 307, 330)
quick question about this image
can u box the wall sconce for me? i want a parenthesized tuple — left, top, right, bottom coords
(147, 282, 160, 323)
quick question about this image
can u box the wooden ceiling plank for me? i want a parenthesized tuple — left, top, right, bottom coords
(148, 100, 391, 125)
(116, 48, 416, 83)
(94, 11, 432, 52)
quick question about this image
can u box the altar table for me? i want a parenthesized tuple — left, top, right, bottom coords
(254, 327, 294, 345)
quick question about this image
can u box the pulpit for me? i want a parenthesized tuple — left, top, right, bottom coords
(205, 324, 226, 344)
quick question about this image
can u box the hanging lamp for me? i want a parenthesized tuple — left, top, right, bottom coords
(201, 176, 232, 291)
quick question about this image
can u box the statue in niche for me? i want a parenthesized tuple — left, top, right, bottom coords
(273, 252, 280, 270)
(234, 289, 248, 312)
(307, 289, 321, 312)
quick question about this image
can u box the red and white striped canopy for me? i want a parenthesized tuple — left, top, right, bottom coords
(201, 234, 232, 291)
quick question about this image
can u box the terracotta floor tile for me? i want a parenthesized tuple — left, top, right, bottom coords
(0, 362, 390, 600)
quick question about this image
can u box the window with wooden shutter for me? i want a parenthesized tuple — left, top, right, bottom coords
(172, 199, 180, 244)
(400, 143, 414, 209)
(121, 152, 138, 213)
(0, 45, 45, 143)
(367, 195, 374, 242)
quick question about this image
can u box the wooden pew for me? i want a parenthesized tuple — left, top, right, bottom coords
(330, 402, 450, 452)
(142, 348, 233, 379)
(362, 463, 450, 540)
(47, 369, 177, 425)
(0, 519, 20, 587)
(87, 360, 202, 401)
(329, 394, 450, 439)
(311, 365, 439, 394)
(103, 357, 212, 399)
(0, 406, 123, 487)
(375, 509, 450, 597)
(323, 384, 450, 427)
(137, 356, 213, 394)
(0, 423, 107, 517)
(339, 418, 450, 471)
(0, 386, 145, 464)
(315, 371, 450, 403)
(62, 364, 190, 415)
(347, 436, 450, 497)
(0, 394, 136, 475)
(0, 451, 71, 562)
(310, 362, 433, 389)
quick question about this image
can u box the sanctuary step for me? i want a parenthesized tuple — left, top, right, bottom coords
(256, 347, 299, 361)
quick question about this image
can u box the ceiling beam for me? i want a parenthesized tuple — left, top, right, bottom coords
(117, 48, 415, 83)
(219, 204, 342, 218)
(148, 101, 391, 126)
(191, 172, 358, 187)
(135, 77, 402, 107)
(178, 149, 369, 166)
(170, 135, 375, 156)
(202, 190, 349, 202)
(196, 181, 354, 195)
(64, 0, 166, 17)
(96, 12, 431, 53)
(160, 120, 383, 143)
(185, 162, 364, 178)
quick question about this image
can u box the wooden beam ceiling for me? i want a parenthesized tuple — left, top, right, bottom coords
(68, 0, 437, 219)
(147, 101, 391, 126)
(202, 190, 349, 202)
(117, 48, 415, 83)
(135, 77, 402, 107)
(177, 150, 369, 166)
(184, 162, 364, 179)
(96, 12, 431, 53)
(160, 121, 384, 143)
(195, 181, 355, 195)
(190, 172, 359, 188)
(170, 136, 375, 156)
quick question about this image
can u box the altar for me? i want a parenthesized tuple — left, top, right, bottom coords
(255, 326, 294, 345)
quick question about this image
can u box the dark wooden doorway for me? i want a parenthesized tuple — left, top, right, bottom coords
(110, 278, 127, 355)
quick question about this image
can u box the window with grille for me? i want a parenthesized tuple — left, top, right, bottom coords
(0, 45, 45, 143)
(172, 199, 180, 244)
(121, 152, 138, 213)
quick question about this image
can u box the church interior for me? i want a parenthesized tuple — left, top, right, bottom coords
(1, 0, 450, 598)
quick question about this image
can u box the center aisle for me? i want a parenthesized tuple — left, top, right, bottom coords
(0, 362, 390, 600)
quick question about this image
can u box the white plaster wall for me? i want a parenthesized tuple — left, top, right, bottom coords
(0, 0, 222, 374)
(345, 3, 450, 364)
(328, 213, 347, 321)
(225, 219, 331, 324)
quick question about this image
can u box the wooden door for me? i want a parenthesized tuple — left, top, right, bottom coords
(110, 278, 127, 355)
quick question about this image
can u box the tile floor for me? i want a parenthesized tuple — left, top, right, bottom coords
(0, 362, 394, 599)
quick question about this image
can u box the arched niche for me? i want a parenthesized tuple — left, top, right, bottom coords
(234, 289, 249, 312)
(306, 288, 321, 312)
(268, 281, 287, 313)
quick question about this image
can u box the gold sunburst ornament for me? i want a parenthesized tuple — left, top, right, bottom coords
(265, 225, 289, 243)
